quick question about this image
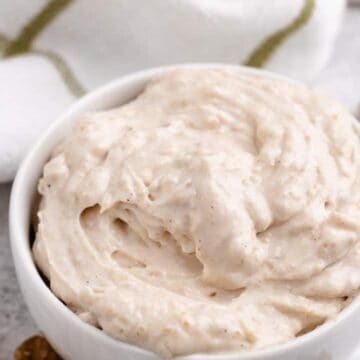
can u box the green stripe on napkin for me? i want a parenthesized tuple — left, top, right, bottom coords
(244, 0, 315, 68)
(4, 0, 72, 57)
(33, 49, 85, 97)
(3, 0, 85, 97)
(0, 33, 9, 53)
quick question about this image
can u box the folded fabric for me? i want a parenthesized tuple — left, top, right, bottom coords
(0, 0, 345, 182)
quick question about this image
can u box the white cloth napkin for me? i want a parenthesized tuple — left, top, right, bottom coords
(0, 0, 345, 182)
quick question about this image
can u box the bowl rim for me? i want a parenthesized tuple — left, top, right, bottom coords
(9, 63, 360, 360)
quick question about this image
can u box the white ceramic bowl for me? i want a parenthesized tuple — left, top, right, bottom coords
(9, 64, 360, 360)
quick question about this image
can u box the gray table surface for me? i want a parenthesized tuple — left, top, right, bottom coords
(0, 7, 359, 360)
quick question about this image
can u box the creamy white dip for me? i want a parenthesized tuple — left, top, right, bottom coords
(33, 68, 360, 358)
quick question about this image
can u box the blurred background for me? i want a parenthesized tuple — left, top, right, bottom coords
(0, 0, 359, 358)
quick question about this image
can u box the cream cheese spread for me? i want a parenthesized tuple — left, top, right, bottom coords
(33, 68, 360, 357)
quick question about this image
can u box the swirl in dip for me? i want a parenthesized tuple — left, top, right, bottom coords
(33, 68, 360, 358)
